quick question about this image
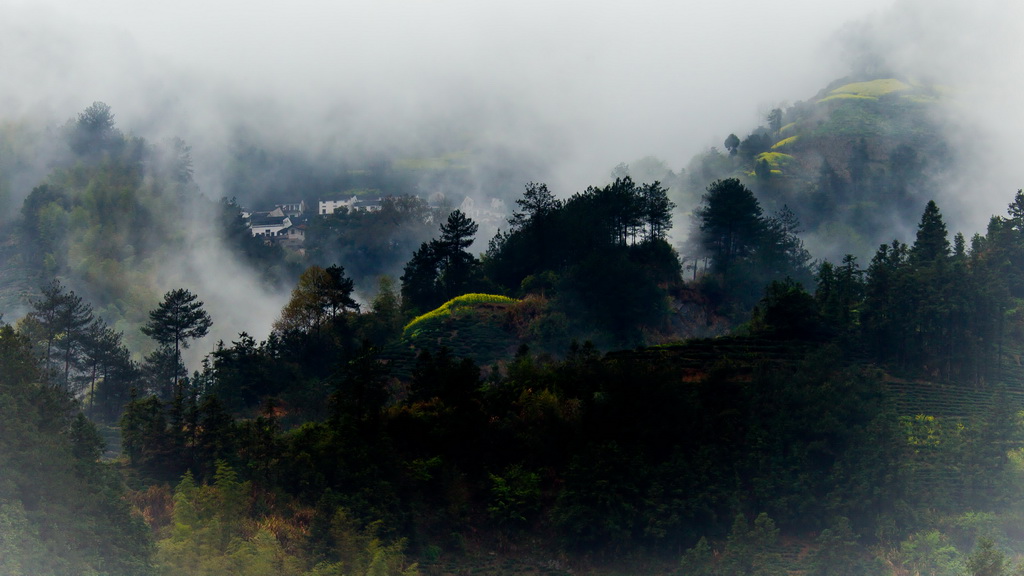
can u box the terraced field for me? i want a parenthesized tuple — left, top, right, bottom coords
(615, 338, 1024, 420)
(606, 337, 819, 380)
(883, 377, 1024, 419)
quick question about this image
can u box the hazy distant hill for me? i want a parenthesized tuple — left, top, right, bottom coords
(680, 76, 953, 261)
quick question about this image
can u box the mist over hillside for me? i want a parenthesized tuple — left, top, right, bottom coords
(0, 0, 1020, 357)
(5, 2, 1024, 575)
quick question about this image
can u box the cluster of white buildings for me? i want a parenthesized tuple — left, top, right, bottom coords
(317, 195, 383, 216)
(244, 193, 506, 250)
(243, 195, 385, 250)
(245, 201, 307, 249)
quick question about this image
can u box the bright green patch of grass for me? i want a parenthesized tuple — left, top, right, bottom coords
(404, 293, 519, 337)
(829, 78, 912, 98)
(771, 136, 799, 150)
(901, 94, 939, 104)
(819, 93, 879, 103)
(755, 152, 796, 168)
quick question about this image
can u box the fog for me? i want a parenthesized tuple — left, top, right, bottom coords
(1, 0, 1020, 350)
(1, 0, 900, 194)
(837, 0, 1024, 237)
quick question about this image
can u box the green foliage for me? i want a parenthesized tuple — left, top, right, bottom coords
(754, 151, 796, 170)
(142, 288, 212, 397)
(748, 279, 824, 339)
(400, 209, 482, 313)
(10, 84, 1024, 576)
(770, 135, 799, 150)
(693, 179, 812, 317)
(967, 537, 1008, 576)
(274, 265, 359, 334)
(679, 536, 715, 576)
(486, 464, 541, 529)
(403, 293, 517, 337)
(893, 529, 963, 576)
(486, 177, 680, 344)
(719, 513, 784, 576)
(0, 323, 153, 575)
(826, 78, 913, 98)
(809, 517, 865, 576)
(818, 92, 883, 103)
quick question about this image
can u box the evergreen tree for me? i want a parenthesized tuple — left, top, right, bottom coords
(694, 178, 765, 275)
(436, 209, 480, 300)
(26, 280, 95, 389)
(400, 241, 442, 314)
(910, 200, 951, 264)
(401, 210, 480, 312)
(863, 240, 910, 364)
(142, 288, 212, 394)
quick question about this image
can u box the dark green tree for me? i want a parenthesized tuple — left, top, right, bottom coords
(401, 209, 480, 312)
(26, 279, 70, 371)
(906, 200, 953, 372)
(694, 178, 765, 275)
(67, 101, 122, 158)
(748, 279, 824, 339)
(274, 264, 359, 335)
(640, 181, 674, 241)
(724, 133, 741, 156)
(966, 537, 1006, 576)
(862, 240, 910, 364)
(436, 209, 480, 300)
(815, 255, 864, 341)
(910, 200, 951, 264)
(80, 320, 132, 418)
(719, 513, 784, 576)
(509, 181, 561, 231)
(1, 323, 153, 575)
(26, 280, 95, 389)
(809, 517, 863, 576)
(141, 288, 212, 391)
(400, 241, 442, 314)
(361, 276, 404, 345)
(767, 108, 783, 135)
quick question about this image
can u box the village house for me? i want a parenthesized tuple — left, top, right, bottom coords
(458, 196, 506, 227)
(319, 196, 359, 215)
(249, 211, 292, 238)
(238, 197, 310, 253)
(275, 200, 306, 217)
(318, 195, 385, 216)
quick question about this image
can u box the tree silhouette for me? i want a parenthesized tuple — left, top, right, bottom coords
(401, 209, 480, 311)
(274, 265, 359, 334)
(725, 133, 741, 156)
(142, 288, 212, 390)
(694, 178, 765, 275)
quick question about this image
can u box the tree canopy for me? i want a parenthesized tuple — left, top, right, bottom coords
(141, 288, 212, 395)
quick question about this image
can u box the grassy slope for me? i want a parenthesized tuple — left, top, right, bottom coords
(383, 294, 524, 378)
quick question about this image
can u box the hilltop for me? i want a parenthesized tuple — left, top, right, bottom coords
(677, 76, 953, 260)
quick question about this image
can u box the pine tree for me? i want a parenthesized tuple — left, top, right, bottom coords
(142, 288, 212, 393)
(910, 200, 951, 264)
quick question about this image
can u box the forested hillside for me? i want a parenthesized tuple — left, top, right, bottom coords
(4, 76, 1024, 576)
(673, 77, 953, 262)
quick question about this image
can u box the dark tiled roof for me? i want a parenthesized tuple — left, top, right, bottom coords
(250, 215, 288, 227)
